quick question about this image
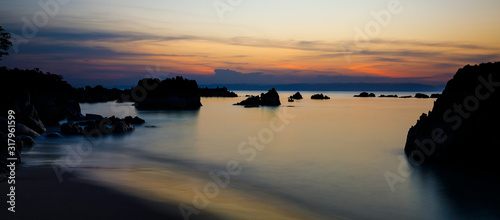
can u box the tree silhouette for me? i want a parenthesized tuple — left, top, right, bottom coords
(0, 26, 13, 61)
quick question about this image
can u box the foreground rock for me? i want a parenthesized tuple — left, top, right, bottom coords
(134, 77, 202, 110)
(311, 94, 330, 100)
(404, 62, 500, 170)
(62, 115, 145, 135)
(234, 88, 281, 107)
(354, 92, 376, 97)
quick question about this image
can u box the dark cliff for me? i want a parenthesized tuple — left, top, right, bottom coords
(404, 62, 500, 170)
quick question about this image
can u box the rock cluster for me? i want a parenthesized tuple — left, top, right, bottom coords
(234, 88, 281, 107)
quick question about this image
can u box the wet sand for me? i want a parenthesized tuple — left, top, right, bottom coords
(0, 166, 220, 220)
(0, 164, 340, 220)
(80, 166, 335, 220)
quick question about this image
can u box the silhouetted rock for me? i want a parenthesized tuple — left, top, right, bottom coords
(124, 116, 145, 125)
(134, 77, 202, 110)
(290, 92, 303, 100)
(113, 120, 135, 133)
(75, 85, 124, 103)
(399, 96, 412, 98)
(4, 90, 46, 133)
(311, 94, 330, 100)
(61, 122, 83, 135)
(85, 114, 104, 121)
(430, 94, 442, 98)
(260, 88, 281, 106)
(404, 62, 500, 170)
(0, 67, 82, 125)
(199, 87, 238, 97)
(244, 105, 260, 108)
(415, 93, 430, 98)
(234, 89, 281, 106)
(67, 112, 86, 121)
(1, 117, 40, 138)
(235, 96, 260, 106)
(379, 94, 398, 98)
(354, 92, 376, 97)
(288, 97, 294, 102)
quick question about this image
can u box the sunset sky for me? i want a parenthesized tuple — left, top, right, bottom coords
(1, 0, 499, 86)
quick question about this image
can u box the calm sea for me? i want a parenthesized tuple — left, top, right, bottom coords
(22, 91, 500, 220)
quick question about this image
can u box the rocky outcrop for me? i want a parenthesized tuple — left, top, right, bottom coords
(290, 92, 303, 100)
(134, 77, 202, 110)
(0, 67, 82, 125)
(404, 62, 500, 170)
(260, 88, 281, 106)
(64, 115, 144, 135)
(61, 122, 84, 135)
(75, 85, 124, 103)
(234, 88, 281, 107)
(354, 92, 376, 97)
(124, 116, 145, 124)
(415, 93, 430, 98)
(311, 94, 330, 100)
(430, 94, 442, 98)
(199, 87, 238, 97)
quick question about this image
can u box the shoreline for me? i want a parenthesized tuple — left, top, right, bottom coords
(0, 165, 220, 220)
(78, 165, 337, 220)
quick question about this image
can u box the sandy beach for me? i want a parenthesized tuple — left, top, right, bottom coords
(0, 166, 221, 220)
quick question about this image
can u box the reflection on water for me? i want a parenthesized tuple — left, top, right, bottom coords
(22, 92, 500, 219)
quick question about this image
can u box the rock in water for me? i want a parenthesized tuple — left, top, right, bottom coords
(311, 94, 330, 100)
(134, 77, 202, 110)
(354, 92, 376, 97)
(290, 92, 303, 100)
(415, 93, 430, 98)
(234, 89, 281, 106)
(124, 116, 145, 125)
(61, 122, 83, 135)
(260, 88, 281, 106)
(404, 62, 500, 170)
(113, 120, 135, 133)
